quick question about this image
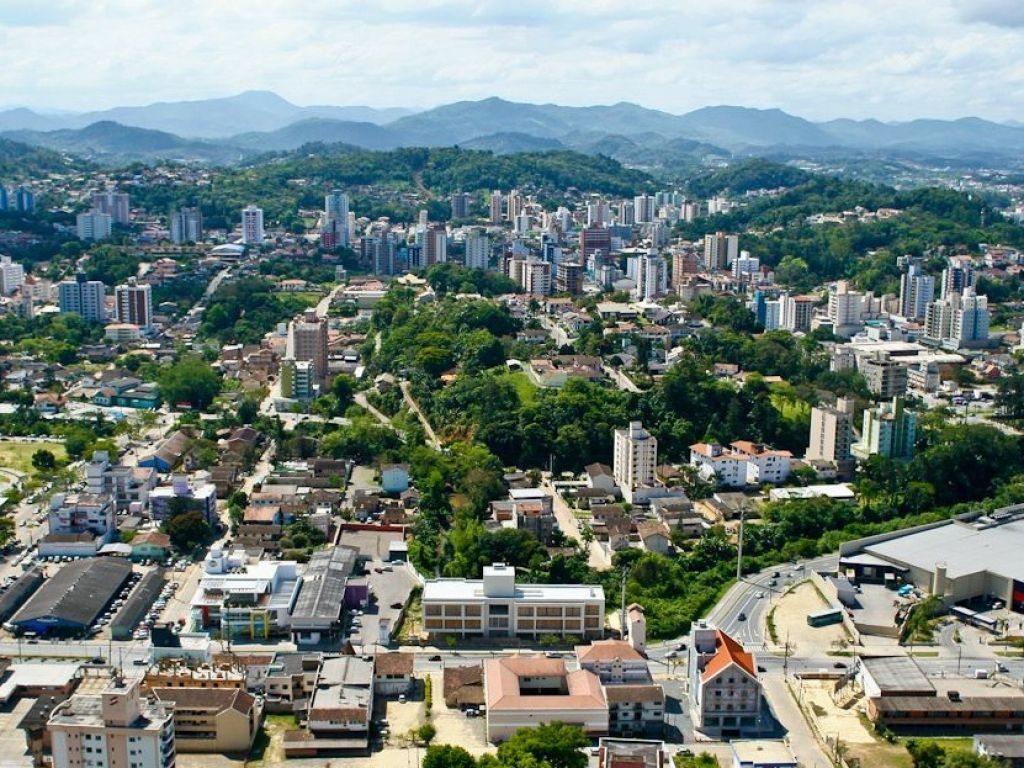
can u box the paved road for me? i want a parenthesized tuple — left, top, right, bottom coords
(601, 364, 642, 393)
(355, 392, 401, 434)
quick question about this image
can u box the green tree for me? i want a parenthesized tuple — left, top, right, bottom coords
(31, 449, 56, 471)
(158, 355, 222, 410)
(331, 374, 356, 410)
(495, 722, 588, 768)
(165, 510, 211, 551)
(417, 722, 437, 745)
(423, 745, 476, 768)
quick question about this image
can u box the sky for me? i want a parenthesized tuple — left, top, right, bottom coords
(1, 0, 1023, 122)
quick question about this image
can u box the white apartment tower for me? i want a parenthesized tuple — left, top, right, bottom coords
(170, 207, 203, 244)
(76, 210, 112, 242)
(92, 190, 131, 224)
(58, 273, 106, 322)
(899, 263, 935, 321)
(49, 677, 176, 768)
(241, 205, 265, 246)
(634, 194, 655, 224)
(521, 259, 552, 297)
(465, 229, 490, 270)
(613, 421, 658, 496)
(0, 255, 25, 295)
(703, 232, 739, 271)
(324, 190, 350, 247)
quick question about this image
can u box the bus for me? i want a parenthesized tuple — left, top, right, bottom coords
(807, 608, 843, 627)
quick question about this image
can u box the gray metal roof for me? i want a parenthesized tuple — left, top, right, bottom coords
(862, 656, 934, 695)
(12, 558, 132, 629)
(291, 547, 357, 624)
(110, 568, 164, 638)
(864, 519, 1024, 582)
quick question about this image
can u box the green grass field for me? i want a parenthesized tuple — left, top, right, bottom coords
(501, 371, 538, 405)
(0, 440, 67, 479)
(770, 392, 811, 422)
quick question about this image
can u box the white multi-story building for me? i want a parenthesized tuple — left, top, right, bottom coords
(170, 206, 203, 244)
(613, 421, 658, 499)
(49, 677, 176, 768)
(689, 441, 791, 487)
(899, 264, 935, 321)
(58, 273, 106, 322)
(828, 281, 866, 337)
(521, 259, 552, 297)
(76, 210, 112, 242)
(464, 229, 489, 270)
(115, 278, 153, 329)
(241, 205, 265, 246)
(324, 189, 350, 247)
(703, 232, 738, 270)
(732, 252, 760, 282)
(0, 255, 25, 295)
(632, 252, 667, 301)
(422, 563, 605, 639)
(688, 624, 765, 738)
(634, 194, 655, 224)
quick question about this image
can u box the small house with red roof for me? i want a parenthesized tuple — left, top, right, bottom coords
(689, 623, 765, 737)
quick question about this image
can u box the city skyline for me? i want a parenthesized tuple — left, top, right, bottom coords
(1, 0, 1023, 122)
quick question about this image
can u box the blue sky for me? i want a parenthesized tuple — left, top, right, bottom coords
(1, 0, 1022, 121)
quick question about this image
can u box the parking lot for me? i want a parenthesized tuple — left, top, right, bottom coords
(770, 581, 850, 656)
(346, 563, 418, 649)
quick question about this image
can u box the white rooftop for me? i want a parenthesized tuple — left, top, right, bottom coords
(423, 578, 604, 603)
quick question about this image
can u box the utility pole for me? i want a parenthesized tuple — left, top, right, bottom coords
(783, 630, 791, 677)
(736, 507, 747, 582)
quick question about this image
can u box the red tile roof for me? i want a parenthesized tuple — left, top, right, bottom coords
(701, 630, 757, 682)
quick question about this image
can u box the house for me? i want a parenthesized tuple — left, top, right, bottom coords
(131, 531, 171, 561)
(586, 463, 619, 493)
(731, 741, 799, 768)
(576, 640, 665, 737)
(284, 656, 374, 756)
(484, 656, 608, 742)
(517, 328, 549, 344)
(152, 687, 260, 753)
(975, 735, 1024, 768)
(444, 663, 485, 710)
(637, 520, 672, 555)
(373, 652, 414, 697)
(139, 430, 192, 472)
(380, 463, 410, 495)
(688, 624, 766, 738)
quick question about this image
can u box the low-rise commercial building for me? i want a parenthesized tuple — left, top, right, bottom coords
(422, 563, 605, 639)
(284, 656, 374, 756)
(152, 687, 259, 753)
(11, 558, 132, 636)
(484, 656, 608, 742)
(688, 624, 766, 738)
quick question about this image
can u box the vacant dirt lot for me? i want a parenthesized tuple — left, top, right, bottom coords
(769, 581, 849, 656)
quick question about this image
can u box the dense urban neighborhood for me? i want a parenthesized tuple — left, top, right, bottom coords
(2, 96, 1024, 768)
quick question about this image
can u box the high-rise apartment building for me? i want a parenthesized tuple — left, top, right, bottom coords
(587, 197, 608, 227)
(170, 207, 203, 244)
(941, 256, 975, 299)
(49, 677, 176, 768)
(323, 190, 349, 248)
(703, 232, 738, 271)
(0, 185, 7, 210)
(0, 255, 25, 296)
(779, 293, 816, 333)
(580, 224, 611, 264)
(241, 205, 265, 246)
(556, 262, 584, 295)
(521, 259, 552, 297)
(806, 397, 856, 464)
(115, 277, 153, 329)
(861, 352, 908, 399)
(853, 397, 917, 460)
(364, 231, 398, 275)
(464, 229, 489, 270)
(92, 190, 131, 224)
(489, 190, 503, 224)
(58, 273, 106, 322)
(14, 186, 34, 213)
(506, 190, 524, 221)
(632, 252, 667, 301)
(618, 200, 635, 227)
(732, 252, 760, 282)
(828, 281, 866, 337)
(450, 191, 471, 219)
(899, 263, 934, 320)
(925, 287, 991, 348)
(672, 250, 700, 287)
(421, 225, 447, 266)
(613, 421, 658, 497)
(634, 194, 655, 224)
(286, 309, 329, 384)
(76, 210, 112, 242)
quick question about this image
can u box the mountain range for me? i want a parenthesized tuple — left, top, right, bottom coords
(3, 91, 1024, 169)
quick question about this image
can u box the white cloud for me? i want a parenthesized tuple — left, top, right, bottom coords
(0, 0, 1021, 121)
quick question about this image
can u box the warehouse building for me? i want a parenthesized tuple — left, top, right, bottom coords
(0, 567, 45, 623)
(11, 559, 132, 636)
(289, 546, 360, 647)
(840, 505, 1024, 613)
(110, 568, 165, 641)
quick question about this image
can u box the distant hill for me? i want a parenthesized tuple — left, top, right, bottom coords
(6, 92, 1024, 169)
(0, 121, 246, 165)
(0, 136, 85, 178)
(0, 91, 414, 139)
(228, 117, 400, 152)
